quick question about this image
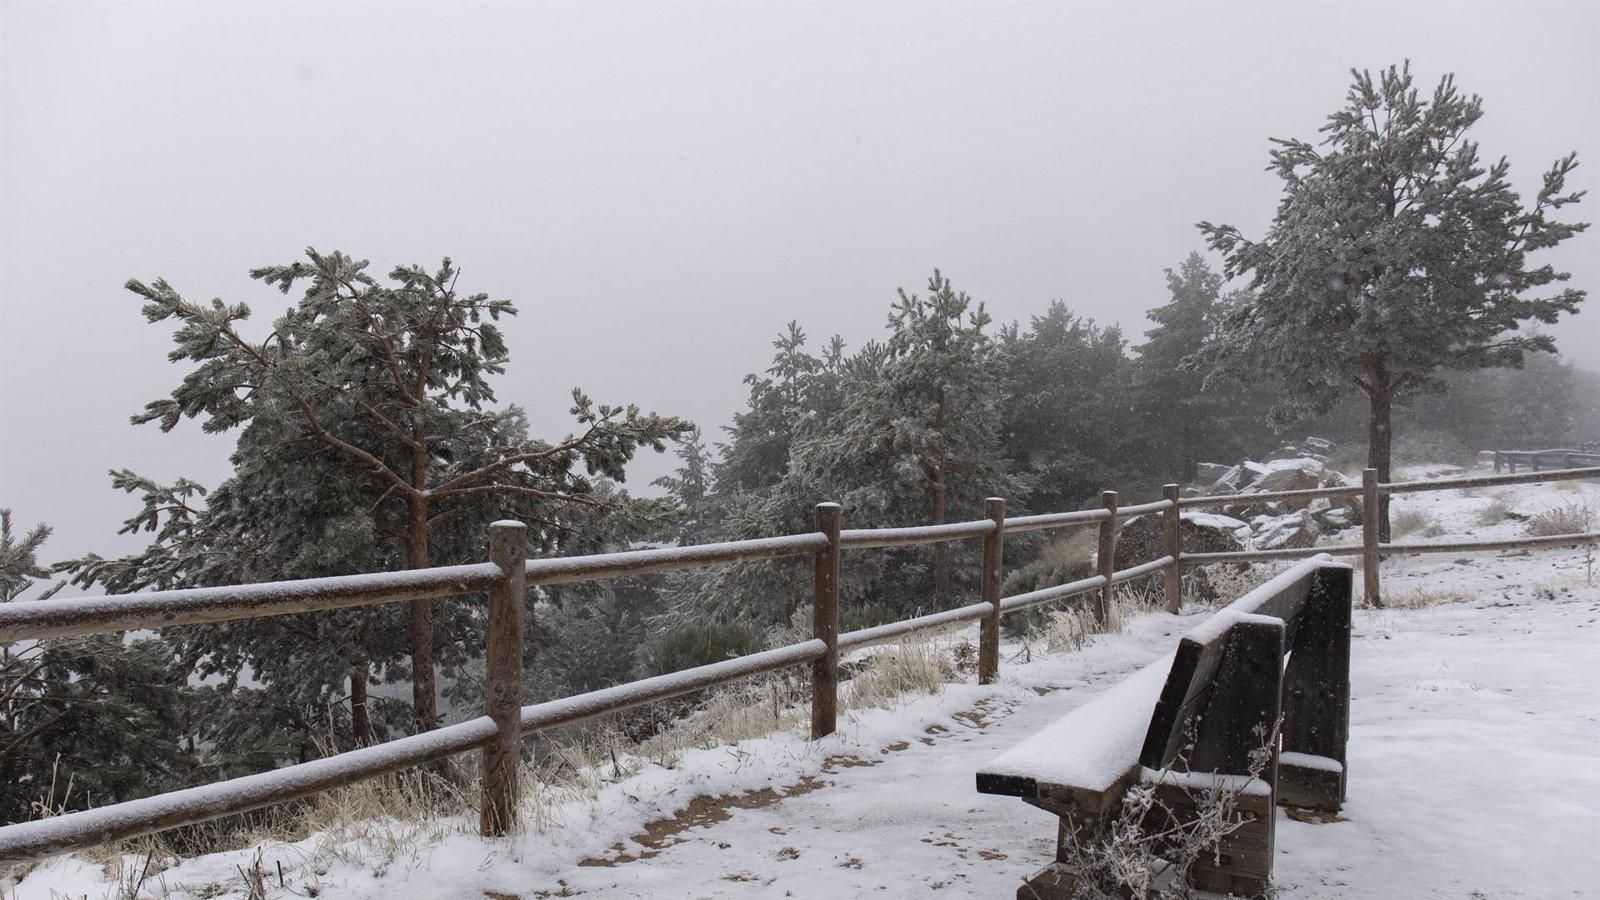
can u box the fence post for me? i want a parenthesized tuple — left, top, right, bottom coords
(1096, 491, 1119, 629)
(1162, 484, 1182, 614)
(1493, 451, 1503, 474)
(1361, 469, 1382, 609)
(979, 497, 1005, 685)
(811, 502, 842, 739)
(480, 520, 526, 837)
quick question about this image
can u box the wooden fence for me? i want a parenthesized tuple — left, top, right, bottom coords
(0, 465, 1597, 863)
(1492, 448, 1600, 473)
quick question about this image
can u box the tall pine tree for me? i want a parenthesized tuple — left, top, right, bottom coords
(121, 249, 687, 731)
(1199, 64, 1588, 538)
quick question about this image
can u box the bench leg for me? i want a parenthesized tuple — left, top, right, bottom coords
(1153, 781, 1275, 898)
(1278, 756, 1345, 813)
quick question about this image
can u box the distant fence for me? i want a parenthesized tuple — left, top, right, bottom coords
(0, 465, 1597, 863)
(1493, 448, 1600, 473)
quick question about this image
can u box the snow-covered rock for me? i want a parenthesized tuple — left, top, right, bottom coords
(1115, 510, 1247, 569)
(1257, 457, 1329, 493)
(1252, 510, 1321, 551)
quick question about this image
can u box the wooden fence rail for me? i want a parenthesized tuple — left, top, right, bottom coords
(1, 464, 1596, 863)
(1493, 448, 1600, 473)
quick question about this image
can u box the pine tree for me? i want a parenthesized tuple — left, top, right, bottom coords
(121, 249, 688, 732)
(653, 426, 715, 544)
(1199, 64, 1588, 538)
(808, 271, 1016, 607)
(997, 301, 1130, 512)
(1, 512, 193, 821)
(1131, 254, 1277, 482)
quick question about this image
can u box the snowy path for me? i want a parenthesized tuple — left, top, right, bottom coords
(524, 580, 1600, 900)
(514, 617, 1199, 899)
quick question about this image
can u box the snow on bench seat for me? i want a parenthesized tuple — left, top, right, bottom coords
(977, 652, 1174, 810)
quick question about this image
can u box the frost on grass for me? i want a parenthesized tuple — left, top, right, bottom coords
(1525, 499, 1595, 537)
(1058, 723, 1279, 899)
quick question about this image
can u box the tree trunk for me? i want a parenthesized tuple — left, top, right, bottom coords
(350, 661, 373, 746)
(407, 494, 438, 733)
(1363, 356, 1395, 543)
(931, 461, 949, 607)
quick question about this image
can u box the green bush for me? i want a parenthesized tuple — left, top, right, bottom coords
(840, 601, 899, 634)
(637, 622, 763, 677)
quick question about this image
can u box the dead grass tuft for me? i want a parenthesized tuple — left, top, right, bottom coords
(1382, 587, 1475, 609)
(1390, 506, 1435, 538)
(1526, 500, 1595, 537)
(1476, 494, 1514, 526)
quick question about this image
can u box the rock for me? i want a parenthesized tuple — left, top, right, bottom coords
(1212, 462, 1269, 493)
(1115, 510, 1247, 569)
(1253, 510, 1321, 551)
(1194, 462, 1231, 484)
(1265, 444, 1303, 461)
(1257, 457, 1329, 492)
(1302, 436, 1334, 453)
(1317, 507, 1355, 531)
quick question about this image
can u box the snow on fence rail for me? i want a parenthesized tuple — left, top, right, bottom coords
(1, 467, 1596, 863)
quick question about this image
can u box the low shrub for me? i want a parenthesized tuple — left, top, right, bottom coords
(1476, 494, 1513, 526)
(1389, 506, 1435, 538)
(1526, 500, 1595, 537)
(637, 622, 763, 677)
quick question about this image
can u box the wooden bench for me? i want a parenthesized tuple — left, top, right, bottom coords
(977, 556, 1352, 898)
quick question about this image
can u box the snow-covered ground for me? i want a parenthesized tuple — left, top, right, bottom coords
(16, 473, 1600, 899)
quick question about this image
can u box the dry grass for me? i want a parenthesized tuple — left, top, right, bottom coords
(844, 638, 955, 711)
(1476, 494, 1514, 526)
(1034, 605, 1095, 653)
(1526, 500, 1595, 537)
(1390, 506, 1436, 538)
(1381, 586, 1475, 609)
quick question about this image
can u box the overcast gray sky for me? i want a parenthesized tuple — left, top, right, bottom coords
(2, 0, 1597, 564)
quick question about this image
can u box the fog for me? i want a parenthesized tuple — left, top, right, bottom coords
(2, 1, 1596, 562)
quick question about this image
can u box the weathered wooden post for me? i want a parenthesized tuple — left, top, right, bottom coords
(1162, 483, 1182, 614)
(480, 519, 526, 836)
(1493, 450, 1503, 474)
(979, 497, 1004, 685)
(811, 502, 842, 739)
(1096, 490, 1119, 629)
(1361, 468, 1382, 609)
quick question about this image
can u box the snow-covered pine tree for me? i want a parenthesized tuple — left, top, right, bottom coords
(804, 270, 1017, 608)
(1198, 64, 1589, 538)
(122, 249, 688, 732)
(1, 511, 193, 821)
(653, 425, 716, 545)
(996, 300, 1129, 514)
(718, 322, 849, 495)
(1130, 253, 1277, 482)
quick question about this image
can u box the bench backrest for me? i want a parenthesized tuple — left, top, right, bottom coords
(1141, 560, 1352, 777)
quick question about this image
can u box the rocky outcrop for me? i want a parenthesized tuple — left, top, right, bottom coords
(1186, 437, 1364, 552)
(1114, 510, 1248, 569)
